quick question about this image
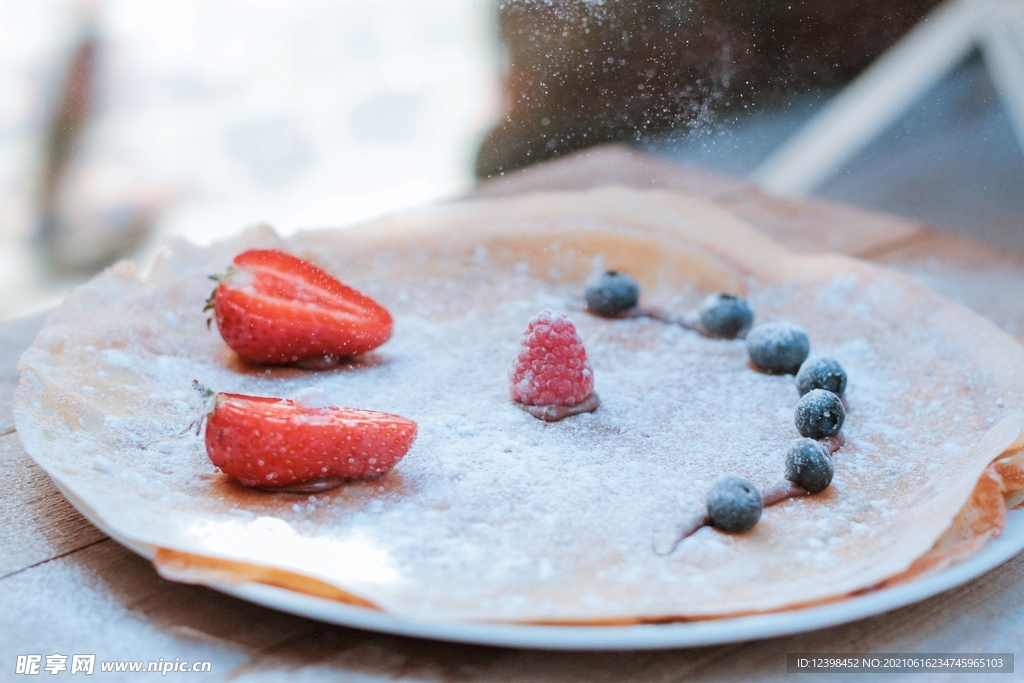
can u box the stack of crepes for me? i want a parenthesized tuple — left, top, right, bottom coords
(15, 188, 1024, 623)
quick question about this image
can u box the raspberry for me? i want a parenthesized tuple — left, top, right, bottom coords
(509, 309, 594, 406)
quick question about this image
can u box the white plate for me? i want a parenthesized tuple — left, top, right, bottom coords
(52, 478, 1024, 650)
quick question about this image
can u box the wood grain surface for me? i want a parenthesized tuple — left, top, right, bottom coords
(3, 145, 1022, 681)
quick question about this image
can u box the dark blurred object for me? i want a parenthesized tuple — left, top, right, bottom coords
(37, 25, 98, 251)
(35, 13, 157, 275)
(476, 0, 941, 178)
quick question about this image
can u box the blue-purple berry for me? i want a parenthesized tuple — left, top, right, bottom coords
(585, 271, 640, 317)
(699, 293, 754, 339)
(706, 474, 763, 533)
(784, 438, 834, 494)
(796, 356, 847, 397)
(746, 321, 810, 374)
(794, 389, 845, 439)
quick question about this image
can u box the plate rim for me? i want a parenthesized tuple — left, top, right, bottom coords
(51, 477, 1024, 650)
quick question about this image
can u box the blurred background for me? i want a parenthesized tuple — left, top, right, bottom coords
(2, 0, 1022, 322)
(0, 0, 500, 320)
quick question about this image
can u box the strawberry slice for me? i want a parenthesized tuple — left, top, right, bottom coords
(209, 249, 393, 365)
(205, 392, 417, 491)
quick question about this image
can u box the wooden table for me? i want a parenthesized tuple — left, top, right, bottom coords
(3, 145, 1023, 681)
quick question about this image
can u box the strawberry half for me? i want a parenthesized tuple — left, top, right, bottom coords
(208, 249, 393, 365)
(205, 392, 417, 491)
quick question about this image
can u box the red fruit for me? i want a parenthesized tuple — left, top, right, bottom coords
(509, 309, 594, 406)
(209, 249, 393, 365)
(205, 393, 417, 490)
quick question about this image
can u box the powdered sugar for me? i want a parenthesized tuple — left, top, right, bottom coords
(14, 213, 1024, 622)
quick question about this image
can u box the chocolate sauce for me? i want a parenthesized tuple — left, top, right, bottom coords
(517, 392, 600, 422)
(659, 433, 844, 554)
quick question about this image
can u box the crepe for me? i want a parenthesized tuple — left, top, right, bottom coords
(15, 187, 1024, 623)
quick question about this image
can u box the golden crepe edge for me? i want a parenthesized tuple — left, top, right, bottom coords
(16, 186, 1024, 624)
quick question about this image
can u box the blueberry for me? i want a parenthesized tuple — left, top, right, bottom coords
(706, 474, 763, 533)
(699, 293, 754, 339)
(796, 356, 847, 397)
(794, 389, 845, 439)
(585, 271, 640, 317)
(746, 321, 810, 374)
(784, 438, 834, 494)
